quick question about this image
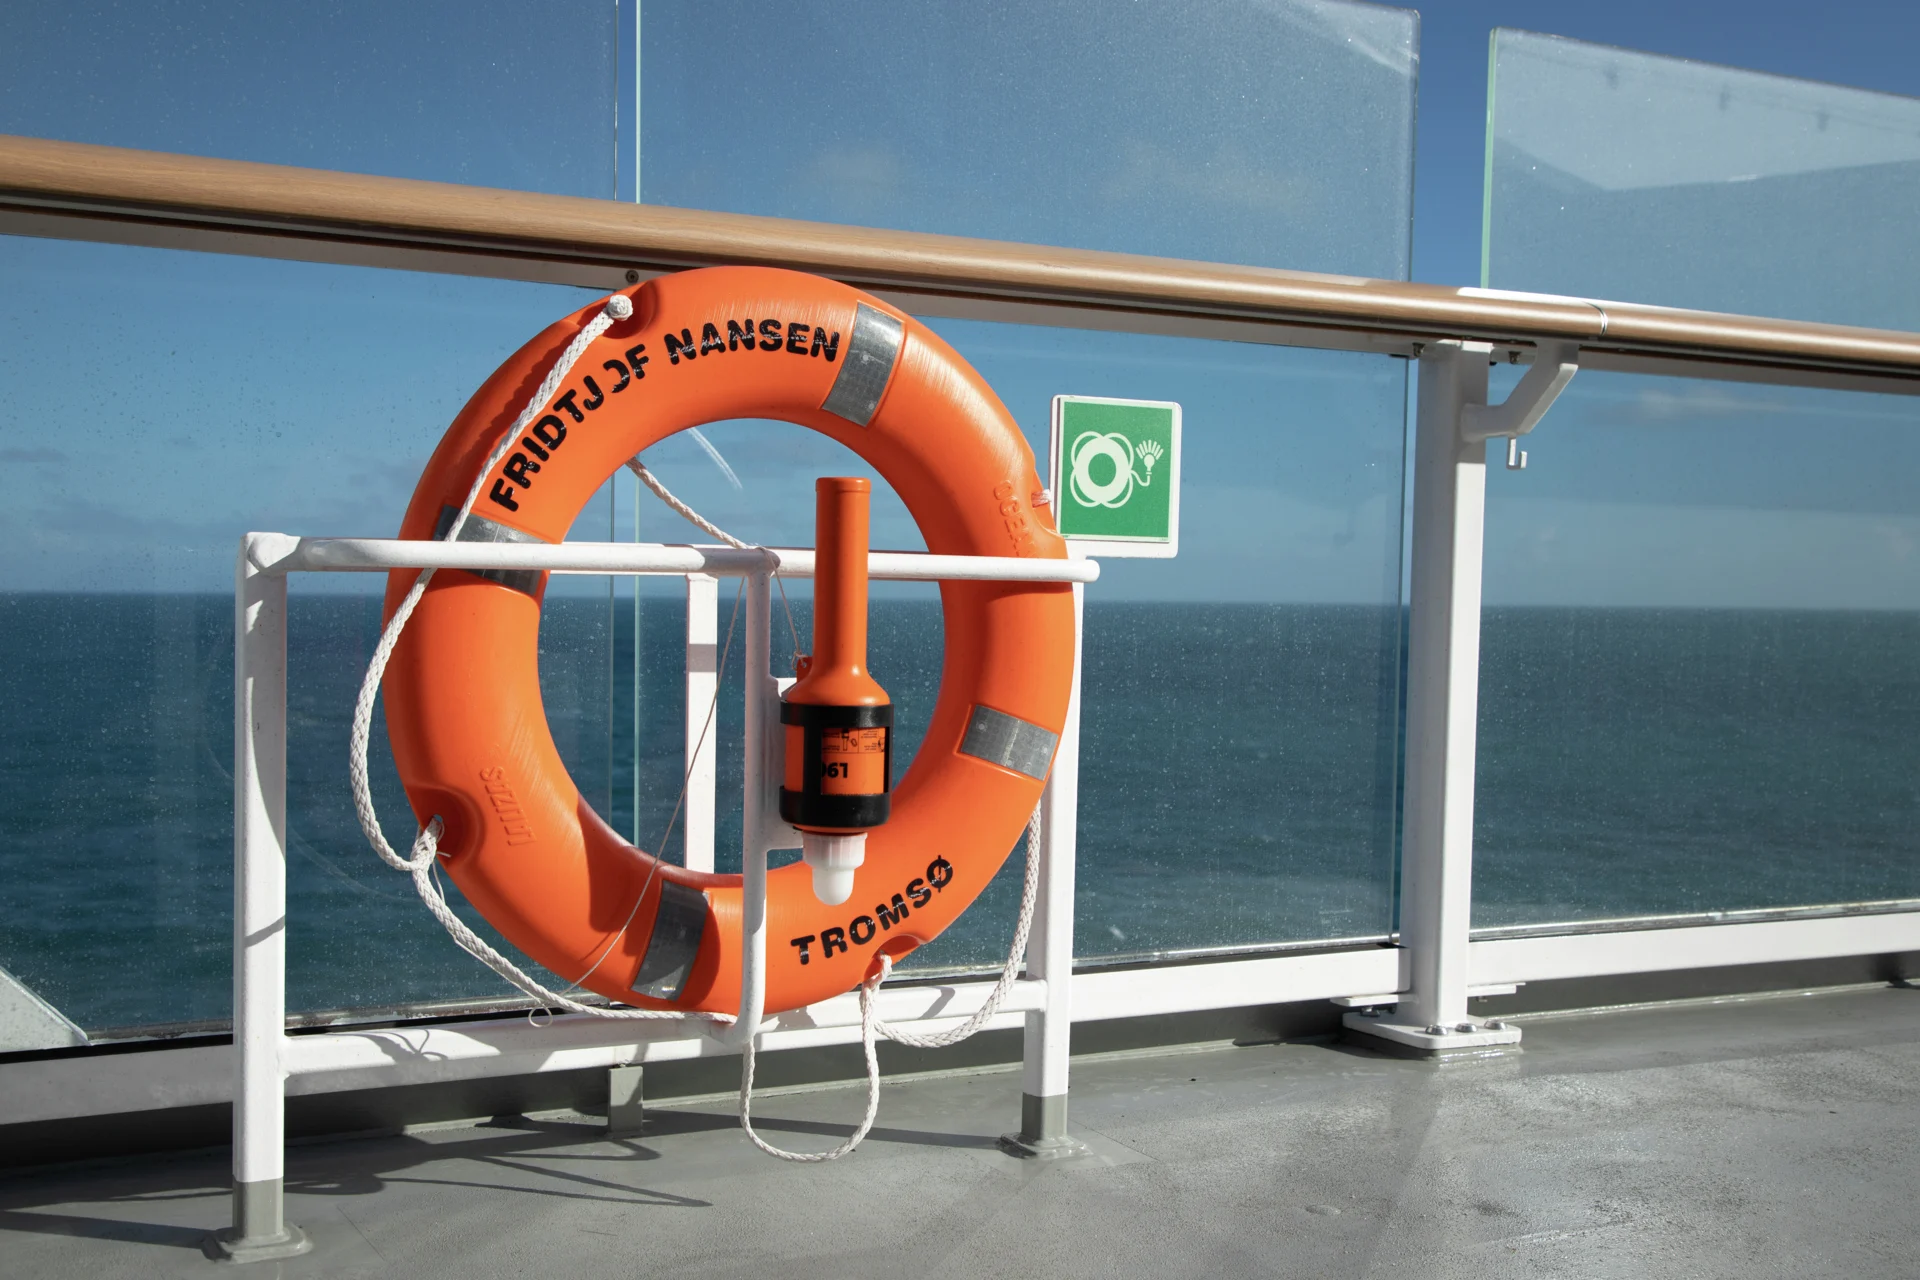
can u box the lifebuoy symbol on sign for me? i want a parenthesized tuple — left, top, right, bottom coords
(1068, 431, 1162, 508)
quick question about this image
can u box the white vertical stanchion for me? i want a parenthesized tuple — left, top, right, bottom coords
(682, 572, 719, 872)
(631, 475, 644, 845)
(1345, 344, 1519, 1052)
(719, 564, 775, 1049)
(209, 535, 311, 1261)
(1009, 575, 1085, 1154)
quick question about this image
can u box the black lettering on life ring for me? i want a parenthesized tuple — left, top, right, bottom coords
(503, 453, 540, 487)
(927, 857, 953, 891)
(907, 877, 931, 908)
(785, 322, 810, 354)
(789, 935, 815, 965)
(728, 319, 757, 351)
(700, 322, 725, 356)
(820, 926, 848, 958)
(581, 375, 604, 410)
(489, 480, 520, 511)
(810, 327, 841, 361)
(848, 915, 877, 945)
(759, 319, 783, 351)
(601, 358, 630, 393)
(552, 389, 584, 423)
(624, 344, 649, 379)
(876, 894, 910, 930)
(664, 329, 696, 364)
(531, 416, 566, 449)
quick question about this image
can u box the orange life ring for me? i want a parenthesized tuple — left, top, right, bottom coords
(381, 266, 1074, 1017)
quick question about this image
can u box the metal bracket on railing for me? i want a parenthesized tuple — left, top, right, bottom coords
(1459, 340, 1580, 469)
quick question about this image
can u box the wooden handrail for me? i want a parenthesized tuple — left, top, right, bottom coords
(4, 132, 1919, 381)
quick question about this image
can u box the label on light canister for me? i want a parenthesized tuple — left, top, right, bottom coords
(819, 727, 888, 795)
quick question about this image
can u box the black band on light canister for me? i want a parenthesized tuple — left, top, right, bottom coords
(778, 701, 893, 830)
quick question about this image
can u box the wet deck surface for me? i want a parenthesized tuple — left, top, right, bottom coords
(4, 983, 1917, 1278)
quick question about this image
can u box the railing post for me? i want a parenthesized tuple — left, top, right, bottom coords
(719, 565, 775, 1049)
(1006, 576, 1086, 1156)
(682, 572, 719, 872)
(209, 535, 311, 1261)
(1345, 344, 1520, 1053)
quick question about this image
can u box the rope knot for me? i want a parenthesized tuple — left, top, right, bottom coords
(405, 817, 445, 871)
(603, 294, 635, 321)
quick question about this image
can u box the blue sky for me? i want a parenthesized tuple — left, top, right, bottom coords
(2, 1, 1918, 606)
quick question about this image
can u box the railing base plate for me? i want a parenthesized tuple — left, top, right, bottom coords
(999, 1131, 1092, 1160)
(1342, 1010, 1522, 1055)
(204, 1225, 311, 1264)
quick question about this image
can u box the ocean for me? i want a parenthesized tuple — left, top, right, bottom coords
(3, 593, 1917, 1034)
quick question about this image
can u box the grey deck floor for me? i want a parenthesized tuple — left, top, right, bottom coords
(3, 984, 1917, 1279)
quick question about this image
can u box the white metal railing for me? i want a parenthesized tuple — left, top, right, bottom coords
(223, 532, 1095, 1251)
(283, 536, 1098, 582)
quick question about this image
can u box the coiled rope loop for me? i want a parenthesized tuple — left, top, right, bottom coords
(737, 803, 1041, 1161)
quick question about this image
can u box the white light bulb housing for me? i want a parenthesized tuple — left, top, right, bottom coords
(801, 831, 866, 906)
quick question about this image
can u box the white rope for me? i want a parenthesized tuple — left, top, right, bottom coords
(629, 456, 805, 669)
(346, 294, 724, 1026)
(732, 804, 1042, 1162)
(737, 964, 887, 1163)
(628, 458, 752, 549)
(872, 803, 1043, 1049)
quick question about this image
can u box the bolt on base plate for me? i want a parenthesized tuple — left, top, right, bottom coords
(1341, 1010, 1522, 1053)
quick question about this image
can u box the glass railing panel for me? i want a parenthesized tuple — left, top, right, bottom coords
(1475, 370, 1920, 928)
(0, 237, 613, 1034)
(1484, 28, 1920, 329)
(0, 1, 618, 197)
(624, 319, 1410, 968)
(642, 0, 1417, 277)
(281, 593, 613, 1019)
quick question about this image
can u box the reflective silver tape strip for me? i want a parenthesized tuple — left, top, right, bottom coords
(434, 505, 546, 597)
(631, 880, 709, 1002)
(958, 705, 1059, 781)
(820, 303, 904, 427)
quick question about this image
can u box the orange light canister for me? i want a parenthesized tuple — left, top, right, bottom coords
(778, 477, 893, 904)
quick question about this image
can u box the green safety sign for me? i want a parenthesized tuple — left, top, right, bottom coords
(1048, 395, 1181, 558)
